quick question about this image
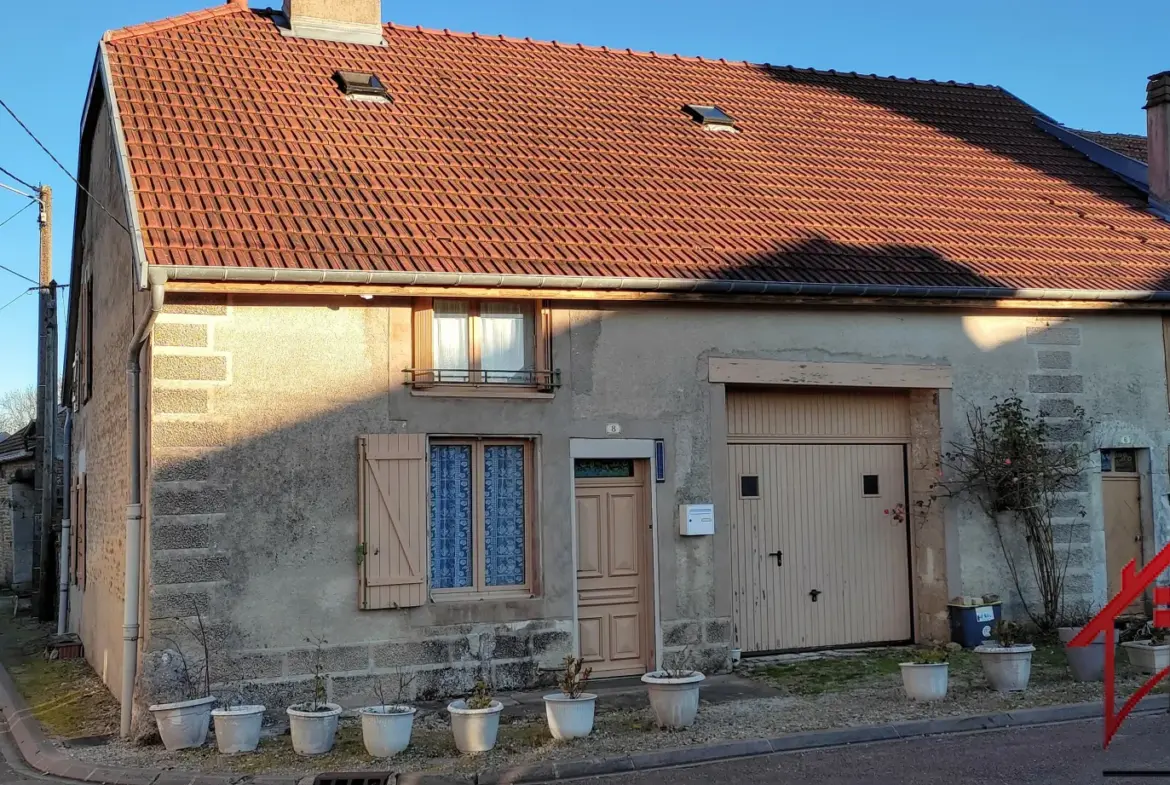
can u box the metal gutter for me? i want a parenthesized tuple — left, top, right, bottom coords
(1033, 117, 1150, 193)
(57, 411, 71, 636)
(119, 269, 166, 739)
(99, 39, 150, 291)
(157, 264, 1170, 303)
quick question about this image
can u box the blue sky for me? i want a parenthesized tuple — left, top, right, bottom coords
(0, 0, 1159, 398)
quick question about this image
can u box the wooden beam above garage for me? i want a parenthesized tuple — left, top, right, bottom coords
(708, 358, 953, 389)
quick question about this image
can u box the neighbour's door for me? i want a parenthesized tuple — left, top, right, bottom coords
(1102, 449, 1143, 615)
(574, 459, 654, 677)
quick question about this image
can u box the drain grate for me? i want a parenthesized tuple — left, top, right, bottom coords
(312, 774, 394, 785)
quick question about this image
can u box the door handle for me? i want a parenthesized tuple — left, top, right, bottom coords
(809, 589, 822, 602)
(767, 551, 783, 567)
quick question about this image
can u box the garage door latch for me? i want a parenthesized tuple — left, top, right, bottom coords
(767, 550, 782, 567)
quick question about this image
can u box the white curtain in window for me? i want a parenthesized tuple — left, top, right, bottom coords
(480, 302, 533, 383)
(433, 300, 470, 382)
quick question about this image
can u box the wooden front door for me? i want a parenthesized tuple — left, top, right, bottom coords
(574, 459, 654, 677)
(1104, 473, 1143, 615)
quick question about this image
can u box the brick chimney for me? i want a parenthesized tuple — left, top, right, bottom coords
(282, 0, 385, 46)
(1146, 72, 1170, 211)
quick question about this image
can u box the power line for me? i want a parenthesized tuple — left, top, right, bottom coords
(0, 95, 131, 235)
(0, 201, 34, 231)
(0, 287, 33, 314)
(0, 262, 38, 286)
(0, 164, 35, 192)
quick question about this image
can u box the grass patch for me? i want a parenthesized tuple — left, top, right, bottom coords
(3, 632, 119, 739)
(753, 653, 904, 695)
(747, 644, 1084, 697)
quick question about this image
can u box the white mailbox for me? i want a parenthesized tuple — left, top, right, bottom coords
(680, 503, 715, 536)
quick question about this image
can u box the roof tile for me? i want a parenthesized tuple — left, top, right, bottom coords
(101, 5, 1170, 292)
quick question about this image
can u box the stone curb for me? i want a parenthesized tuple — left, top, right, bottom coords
(0, 655, 1164, 785)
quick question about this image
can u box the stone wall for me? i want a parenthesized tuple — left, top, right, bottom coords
(68, 95, 145, 698)
(132, 296, 1169, 715)
(0, 458, 35, 587)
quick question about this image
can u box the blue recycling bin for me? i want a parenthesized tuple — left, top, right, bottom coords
(948, 601, 1002, 648)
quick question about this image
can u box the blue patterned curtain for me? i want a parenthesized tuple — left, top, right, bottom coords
(430, 445, 473, 588)
(484, 445, 526, 586)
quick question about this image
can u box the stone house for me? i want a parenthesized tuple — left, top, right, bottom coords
(0, 423, 37, 590)
(61, 0, 1170, 734)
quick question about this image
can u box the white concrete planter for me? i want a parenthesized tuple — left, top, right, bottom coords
(286, 703, 341, 756)
(543, 693, 597, 740)
(211, 705, 265, 754)
(360, 705, 416, 758)
(975, 644, 1035, 692)
(448, 700, 503, 754)
(899, 662, 949, 701)
(149, 695, 216, 751)
(1122, 641, 1170, 674)
(1059, 626, 1117, 682)
(641, 671, 705, 729)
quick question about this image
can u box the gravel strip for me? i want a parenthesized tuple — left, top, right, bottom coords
(61, 675, 1146, 778)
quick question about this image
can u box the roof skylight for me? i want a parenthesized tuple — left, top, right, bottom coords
(333, 71, 391, 101)
(683, 104, 737, 131)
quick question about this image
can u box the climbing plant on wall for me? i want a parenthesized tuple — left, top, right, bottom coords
(941, 396, 1091, 633)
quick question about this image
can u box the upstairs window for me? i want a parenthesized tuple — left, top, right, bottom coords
(409, 298, 557, 393)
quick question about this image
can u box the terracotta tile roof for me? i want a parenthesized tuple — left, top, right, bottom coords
(99, 4, 1170, 293)
(1068, 129, 1148, 163)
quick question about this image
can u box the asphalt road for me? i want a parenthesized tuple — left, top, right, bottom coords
(0, 722, 52, 785)
(579, 713, 1170, 785)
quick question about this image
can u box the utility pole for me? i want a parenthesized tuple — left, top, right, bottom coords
(35, 185, 56, 621)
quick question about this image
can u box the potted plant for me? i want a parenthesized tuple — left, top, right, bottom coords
(641, 648, 705, 729)
(210, 679, 265, 755)
(975, 620, 1035, 692)
(543, 656, 596, 740)
(899, 644, 950, 701)
(148, 600, 217, 751)
(1121, 623, 1170, 674)
(286, 636, 342, 755)
(448, 680, 503, 754)
(360, 671, 417, 758)
(1058, 609, 1115, 682)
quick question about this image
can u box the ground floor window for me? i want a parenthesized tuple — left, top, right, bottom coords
(429, 439, 534, 596)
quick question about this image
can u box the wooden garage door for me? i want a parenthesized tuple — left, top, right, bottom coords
(727, 388, 913, 653)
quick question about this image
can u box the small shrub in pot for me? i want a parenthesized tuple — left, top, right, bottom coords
(899, 643, 950, 701)
(975, 620, 1035, 692)
(448, 680, 503, 754)
(1121, 622, 1170, 674)
(286, 636, 341, 755)
(360, 671, 417, 758)
(544, 656, 597, 740)
(641, 647, 705, 730)
(148, 598, 216, 751)
(1058, 607, 1114, 682)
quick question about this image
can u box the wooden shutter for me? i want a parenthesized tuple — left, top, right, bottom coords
(359, 435, 427, 609)
(79, 283, 90, 404)
(411, 298, 434, 387)
(69, 478, 78, 583)
(534, 300, 553, 391)
(75, 473, 86, 589)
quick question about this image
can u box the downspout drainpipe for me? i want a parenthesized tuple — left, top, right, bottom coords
(56, 410, 72, 635)
(120, 270, 166, 739)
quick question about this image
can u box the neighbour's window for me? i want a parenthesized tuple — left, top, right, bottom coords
(429, 439, 534, 596)
(410, 298, 557, 392)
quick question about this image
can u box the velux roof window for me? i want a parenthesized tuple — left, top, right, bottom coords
(683, 104, 737, 131)
(333, 71, 391, 101)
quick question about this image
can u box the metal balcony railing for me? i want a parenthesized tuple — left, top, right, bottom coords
(404, 368, 561, 390)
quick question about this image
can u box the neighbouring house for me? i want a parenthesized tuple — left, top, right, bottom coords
(61, 0, 1170, 733)
(0, 423, 38, 590)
